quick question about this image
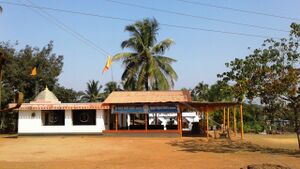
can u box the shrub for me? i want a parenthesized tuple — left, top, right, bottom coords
(252, 122, 264, 133)
(243, 123, 251, 133)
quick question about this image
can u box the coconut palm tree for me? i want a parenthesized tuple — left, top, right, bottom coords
(113, 18, 178, 91)
(81, 80, 103, 102)
(103, 81, 121, 94)
(102, 81, 122, 99)
(192, 82, 209, 101)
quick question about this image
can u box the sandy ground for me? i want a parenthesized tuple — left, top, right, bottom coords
(0, 134, 299, 169)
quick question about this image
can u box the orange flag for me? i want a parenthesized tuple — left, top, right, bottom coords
(102, 56, 112, 74)
(30, 67, 37, 76)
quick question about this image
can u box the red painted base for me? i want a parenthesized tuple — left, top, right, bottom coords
(103, 130, 179, 133)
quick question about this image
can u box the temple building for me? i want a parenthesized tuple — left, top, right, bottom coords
(15, 87, 109, 134)
(12, 87, 244, 138)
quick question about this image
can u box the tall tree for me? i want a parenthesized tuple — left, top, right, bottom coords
(102, 81, 121, 100)
(113, 18, 178, 91)
(1, 41, 63, 105)
(0, 41, 64, 133)
(219, 23, 300, 149)
(53, 85, 82, 103)
(207, 81, 233, 102)
(191, 82, 209, 101)
(81, 80, 103, 102)
(192, 81, 233, 102)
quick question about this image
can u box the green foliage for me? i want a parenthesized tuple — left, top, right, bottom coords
(102, 81, 122, 100)
(191, 81, 209, 101)
(80, 81, 123, 102)
(113, 18, 178, 91)
(53, 86, 82, 103)
(192, 81, 234, 102)
(0, 41, 68, 133)
(0, 112, 18, 134)
(210, 110, 223, 125)
(0, 41, 63, 107)
(243, 123, 251, 133)
(81, 80, 103, 102)
(218, 23, 300, 148)
(253, 121, 264, 133)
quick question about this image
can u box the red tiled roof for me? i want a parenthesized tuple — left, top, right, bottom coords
(103, 91, 192, 104)
(9, 103, 109, 110)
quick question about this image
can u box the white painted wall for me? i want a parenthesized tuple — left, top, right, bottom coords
(18, 109, 107, 134)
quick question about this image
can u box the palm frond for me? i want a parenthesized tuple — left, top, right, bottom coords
(152, 39, 174, 55)
(112, 52, 135, 61)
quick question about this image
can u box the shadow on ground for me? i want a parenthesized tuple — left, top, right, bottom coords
(167, 139, 300, 158)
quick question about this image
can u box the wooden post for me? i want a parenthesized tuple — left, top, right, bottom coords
(227, 107, 230, 130)
(145, 114, 148, 131)
(233, 106, 237, 136)
(133, 114, 135, 125)
(206, 110, 209, 138)
(177, 112, 180, 133)
(121, 114, 123, 129)
(223, 107, 226, 131)
(180, 111, 183, 138)
(115, 113, 118, 131)
(240, 104, 244, 140)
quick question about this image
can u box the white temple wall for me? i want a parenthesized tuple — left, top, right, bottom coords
(18, 109, 106, 134)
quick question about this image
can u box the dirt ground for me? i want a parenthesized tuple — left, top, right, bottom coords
(0, 134, 299, 169)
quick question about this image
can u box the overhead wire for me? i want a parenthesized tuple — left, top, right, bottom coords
(2, 0, 286, 88)
(20, 0, 110, 56)
(177, 0, 300, 22)
(105, 0, 289, 33)
(0, 1, 282, 39)
(7, 0, 284, 88)
(21, 0, 151, 85)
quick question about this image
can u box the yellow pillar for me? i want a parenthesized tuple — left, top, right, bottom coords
(223, 107, 226, 131)
(206, 110, 209, 138)
(227, 107, 230, 130)
(177, 112, 180, 133)
(233, 106, 237, 135)
(240, 104, 244, 139)
(115, 113, 118, 131)
(180, 111, 183, 138)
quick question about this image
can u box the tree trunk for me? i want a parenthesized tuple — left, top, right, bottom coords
(293, 106, 300, 149)
(297, 130, 300, 149)
(144, 77, 149, 91)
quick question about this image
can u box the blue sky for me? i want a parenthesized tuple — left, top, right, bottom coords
(1, 0, 300, 91)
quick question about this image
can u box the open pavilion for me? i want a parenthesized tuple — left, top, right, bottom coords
(103, 90, 244, 139)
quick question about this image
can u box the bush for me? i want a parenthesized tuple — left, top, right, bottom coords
(252, 122, 264, 133)
(243, 123, 251, 133)
(237, 122, 262, 133)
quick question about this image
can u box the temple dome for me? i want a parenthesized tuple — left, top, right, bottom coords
(30, 86, 61, 104)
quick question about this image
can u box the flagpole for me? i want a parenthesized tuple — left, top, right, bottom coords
(110, 63, 114, 82)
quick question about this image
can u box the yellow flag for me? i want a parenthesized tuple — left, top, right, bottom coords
(31, 67, 37, 76)
(102, 56, 112, 74)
